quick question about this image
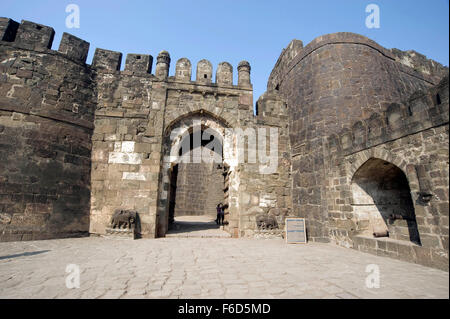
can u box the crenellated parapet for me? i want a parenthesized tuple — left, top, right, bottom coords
(58, 32, 90, 63)
(255, 90, 288, 126)
(175, 58, 192, 82)
(0, 18, 19, 42)
(216, 62, 233, 86)
(0, 17, 252, 89)
(0, 18, 98, 242)
(0, 18, 91, 64)
(196, 59, 212, 83)
(327, 74, 449, 157)
(92, 48, 122, 72)
(15, 20, 55, 51)
(124, 53, 153, 75)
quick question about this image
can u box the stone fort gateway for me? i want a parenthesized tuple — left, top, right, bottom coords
(0, 18, 448, 271)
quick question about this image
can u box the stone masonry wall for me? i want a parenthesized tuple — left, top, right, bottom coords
(174, 160, 224, 217)
(1, 15, 446, 275)
(157, 80, 255, 238)
(88, 48, 287, 240)
(268, 32, 446, 243)
(236, 90, 293, 238)
(0, 18, 95, 241)
(89, 51, 161, 238)
(325, 75, 449, 270)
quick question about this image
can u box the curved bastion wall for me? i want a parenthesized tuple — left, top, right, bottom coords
(0, 18, 96, 241)
(266, 32, 449, 270)
(267, 32, 448, 242)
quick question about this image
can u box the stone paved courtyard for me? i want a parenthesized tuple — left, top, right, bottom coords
(0, 237, 448, 299)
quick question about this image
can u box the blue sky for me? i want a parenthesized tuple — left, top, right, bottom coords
(3, 0, 449, 104)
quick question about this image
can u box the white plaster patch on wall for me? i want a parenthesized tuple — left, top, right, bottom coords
(231, 170, 240, 191)
(259, 194, 276, 208)
(108, 152, 143, 164)
(134, 190, 150, 198)
(121, 141, 135, 153)
(353, 211, 370, 220)
(240, 192, 251, 205)
(122, 172, 147, 181)
(92, 149, 105, 162)
(400, 56, 413, 68)
(105, 134, 118, 141)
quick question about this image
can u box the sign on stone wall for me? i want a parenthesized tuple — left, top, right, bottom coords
(285, 218, 307, 244)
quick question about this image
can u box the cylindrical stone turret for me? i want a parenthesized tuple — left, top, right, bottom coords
(155, 50, 171, 79)
(238, 60, 251, 87)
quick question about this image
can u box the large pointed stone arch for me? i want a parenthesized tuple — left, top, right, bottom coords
(155, 110, 239, 237)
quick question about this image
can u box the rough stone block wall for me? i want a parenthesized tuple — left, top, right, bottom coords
(324, 76, 449, 270)
(90, 59, 160, 238)
(0, 19, 95, 241)
(158, 75, 256, 237)
(236, 90, 292, 238)
(89, 46, 281, 240)
(269, 32, 447, 243)
(173, 160, 224, 217)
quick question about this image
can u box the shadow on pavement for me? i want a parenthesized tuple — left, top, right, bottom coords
(0, 250, 51, 260)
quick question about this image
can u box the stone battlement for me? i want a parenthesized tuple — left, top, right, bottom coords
(0, 18, 89, 64)
(0, 18, 252, 88)
(328, 74, 449, 156)
(93, 47, 252, 88)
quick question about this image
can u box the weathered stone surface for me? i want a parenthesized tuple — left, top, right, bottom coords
(0, 237, 448, 299)
(0, 22, 95, 241)
(58, 32, 90, 63)
(0, 18, 447, 271)
(267, 32, 448, 270)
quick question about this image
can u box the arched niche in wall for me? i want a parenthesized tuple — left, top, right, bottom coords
(351, 157, 421, 245)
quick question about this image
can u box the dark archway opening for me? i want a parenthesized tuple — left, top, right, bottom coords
(166, 127, 228, 235)
(352, 158, 421, 245)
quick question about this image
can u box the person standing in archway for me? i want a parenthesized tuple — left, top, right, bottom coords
(219, 204, 225, 226)
(216, 203, 224, 225)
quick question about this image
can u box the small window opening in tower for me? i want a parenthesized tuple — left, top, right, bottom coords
(204, 74, 207, 79)
(436, 93, 441, 105)
(275, 84, 280, 91)
(136, 55, 141, 59)
(36, 25, 42, 30)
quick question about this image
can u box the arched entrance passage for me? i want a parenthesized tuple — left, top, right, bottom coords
(156, 111, 233, 237)
(168, 126, 225, 224)
(351, 158, 421, 245)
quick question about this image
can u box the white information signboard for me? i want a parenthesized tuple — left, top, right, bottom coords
(285, 218, 307, 244)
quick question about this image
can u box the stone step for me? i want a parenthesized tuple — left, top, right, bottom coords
(165, 231, 231, 238)
(165, 216, 231, 238)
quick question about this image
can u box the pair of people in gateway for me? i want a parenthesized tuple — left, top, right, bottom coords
(216, 203, 224, 226)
